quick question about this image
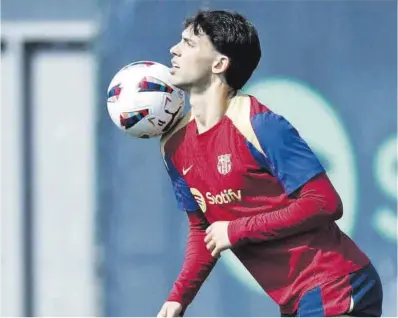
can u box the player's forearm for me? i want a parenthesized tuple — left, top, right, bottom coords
(228, 173, 342, 244)
(167, 211, 217, 311)
(167, 234, 216, 308)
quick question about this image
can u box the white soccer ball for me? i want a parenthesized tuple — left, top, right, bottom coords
(106, 61, 185, 138)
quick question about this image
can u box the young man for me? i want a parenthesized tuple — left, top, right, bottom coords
(158, 10, 382, 317)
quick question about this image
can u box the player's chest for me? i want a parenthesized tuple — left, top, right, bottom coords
(174, 131, 260, 190)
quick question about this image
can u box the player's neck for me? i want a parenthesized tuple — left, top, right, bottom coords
(189, 83, 233, 134)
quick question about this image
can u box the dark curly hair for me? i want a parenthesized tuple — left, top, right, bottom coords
(184, 10, 261, 90)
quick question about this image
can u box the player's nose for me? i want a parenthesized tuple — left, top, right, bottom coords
(170, 43, 181, 56)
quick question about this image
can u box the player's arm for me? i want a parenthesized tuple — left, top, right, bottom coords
(166, 209, 217, 314)
(228, 112, 342, 245)
(162, 153, 217, 314)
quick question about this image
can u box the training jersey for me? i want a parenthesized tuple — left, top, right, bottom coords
(160, 93, 370, 314)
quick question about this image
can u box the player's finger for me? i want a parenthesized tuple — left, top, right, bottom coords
(213, 244, 227, 258)
(157, 306, 167, 317)
(165, 306, 179, 317)
(205, 225, 212, 234)
(211, 247, 221, 258)
(206, 239, 216, 251)
(204, 233, 212, 243)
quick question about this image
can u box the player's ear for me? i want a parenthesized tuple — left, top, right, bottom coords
(212, 54, 230, 75)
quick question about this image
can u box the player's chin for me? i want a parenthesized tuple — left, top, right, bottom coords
(169, 71, 178, 82)
(169, 76, 188, 90)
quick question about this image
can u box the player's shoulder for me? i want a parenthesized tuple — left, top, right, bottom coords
(226, 92, 295, 155)
(223, 93, 265, 156)
(160, 110, 193, 159)
(225, 92, 273, 129)
(227, 92, 293, 133)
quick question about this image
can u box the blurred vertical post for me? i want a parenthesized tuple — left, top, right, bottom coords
(1, 1, 100, 316)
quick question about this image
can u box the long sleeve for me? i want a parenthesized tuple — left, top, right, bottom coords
(167, 210, 217, 312)
(161, 143, 216, 312)
(228, 173, 343, 245)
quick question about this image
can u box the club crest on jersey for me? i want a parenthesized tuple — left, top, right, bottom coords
(217, 154, 232, 175)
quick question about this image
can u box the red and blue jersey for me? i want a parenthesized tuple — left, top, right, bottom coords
(160, 94, 370, 315)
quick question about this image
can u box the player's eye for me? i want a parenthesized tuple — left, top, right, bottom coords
(182, 38, 194, 47)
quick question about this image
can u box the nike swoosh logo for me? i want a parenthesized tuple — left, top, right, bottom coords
(182, 165, 193, 176)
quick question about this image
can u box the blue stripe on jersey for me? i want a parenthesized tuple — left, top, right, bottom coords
(297, 286, 325, 317)
(349, 263, 383, 316)
(250, 111, 325, 195)
(245, 140, 273, 175)
(164, 153, 200, 212)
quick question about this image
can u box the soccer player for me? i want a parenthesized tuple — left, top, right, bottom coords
(157, 9, 383, 317)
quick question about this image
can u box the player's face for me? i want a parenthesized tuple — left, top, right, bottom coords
(169, 27, 218, 90)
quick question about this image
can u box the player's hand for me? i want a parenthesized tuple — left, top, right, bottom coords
(204, 221, 232, 258)
(157, 301, 182, 317)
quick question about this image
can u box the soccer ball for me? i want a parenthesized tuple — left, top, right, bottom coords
(106, 61, 185, 138)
